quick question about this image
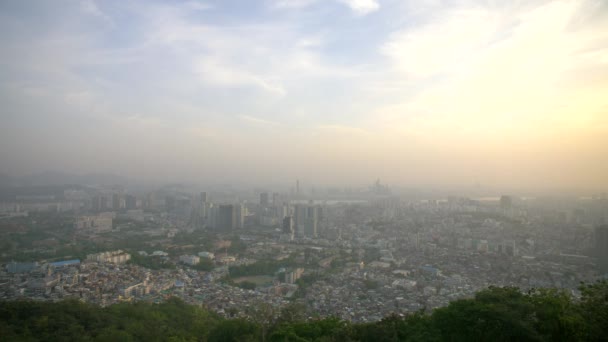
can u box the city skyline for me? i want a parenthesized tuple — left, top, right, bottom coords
(1, 0, 607, 190)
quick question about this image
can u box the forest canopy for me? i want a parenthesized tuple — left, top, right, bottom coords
(0, 281, 606, 341)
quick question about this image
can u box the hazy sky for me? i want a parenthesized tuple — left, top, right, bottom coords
(1, 0, 607, 190)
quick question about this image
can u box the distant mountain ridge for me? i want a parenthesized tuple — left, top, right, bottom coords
(0, 171, 130, 187)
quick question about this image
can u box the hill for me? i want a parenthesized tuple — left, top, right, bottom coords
(0, 281, 606, 341)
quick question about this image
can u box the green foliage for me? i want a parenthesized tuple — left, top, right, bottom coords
(578, 280, 608, 341)
(294, 273, 321, 288)
(0, 297, 216, 341)
(363, 279, 379, 290)
(276, 303, 308, 325)
(352, 313, 440, 342)
(208, 319, 260, 342)
(2, 282, 608, 341)
(128, 252, 175, 270)
(192, 258, 215, 271)
(527, 288, 585, 341)
(227, 236, 247, 255)
(363, 248, 381, 263)
(238, 281, 257, 290)
(229, 260, 291, 278)
(269, 317, 348, 342)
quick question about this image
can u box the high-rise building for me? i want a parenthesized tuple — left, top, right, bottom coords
(596, 225, 608, 273)
(272, 193, 280, 206)
(206, 203, 217, 228)
(165, 196, 176, 211)
(294, 204, 306, 237)
(218, 204, 236, 232)
(283, 216, 294, 234)
(112, 193, 121, 211)
(200, 192, 208, 204)
(500, 195, 513, 210)
(305, 206, 319, 237)
(260, 192, 269, 206)
(92, 195, 108, 212)
(294, 204, 319, 238)
(145, 193, 156, 209)
(282, 216, 294, 241)
(125, 195, 137, 210)
(234, 204, 246, 229)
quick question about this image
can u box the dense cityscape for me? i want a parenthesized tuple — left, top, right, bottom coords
(1, 179, 607, 322)
(1, 0, 607, 340)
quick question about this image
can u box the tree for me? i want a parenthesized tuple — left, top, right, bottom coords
(578, 280, 608, 341)
(247, 301, 276, 342)
(208, 319, 259, 342)
(432, 287, 541, 341)
(527, 288, 585, 341)
(238, 281, 256, 290)
(276, 303, 307, 325)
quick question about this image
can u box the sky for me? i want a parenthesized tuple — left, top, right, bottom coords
(0, 0, 607, 191)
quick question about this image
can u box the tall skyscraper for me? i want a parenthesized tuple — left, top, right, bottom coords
(294, 204, 319, 238)
(260, 192, 269, 206)
(596, 225, 608, 273)
(145, 193, 156, 209)
(112, 193, 120, 211)
(283, 216, 294, 233)
(125, 195, 137, 210)
(218, 204, 236, 232)
(234, 204, 246, 229)
(305, 205, 319, 238)
(92, 195, 108, 212)
(282, 216, 294, 241)
(272, 192, 280, 206)
(200, 192, 208, 204)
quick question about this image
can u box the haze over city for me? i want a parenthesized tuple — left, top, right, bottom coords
(1, 0, 607, 191)
(3, 2, 608, 341)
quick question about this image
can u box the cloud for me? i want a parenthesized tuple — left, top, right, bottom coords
(182, 1, 212, 11)
(134, 2, 354, 97)
(2, 0, 607, 188)
(337, 0, 380, 15)
(377, 0, 608, 138)
(381, 8, 500, 77)
(271, 0, 319, 9)
(80, 0, 113, 25)
(196, 57, 287, 96)
(64, 91, 96, 108)
(80, 0, 104, 17)
(271, 0, 379, 15)
(316, 124, 371, 137)
(239, 115, 282, 127)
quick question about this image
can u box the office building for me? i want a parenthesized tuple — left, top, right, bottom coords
(294, 204, 319, 238)
(92, 195, 108, 212)
(75, 212, 114, 232)
(260, 192, 269, 206)
(125, 195, 137, 210)
(282, 216, 294, 241)
(218, 204, 236, 232)
(112, 193, 121, 211)
(234, 204, 246, 229)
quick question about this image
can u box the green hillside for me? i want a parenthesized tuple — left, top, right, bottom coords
(1, 281, 606, 341)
